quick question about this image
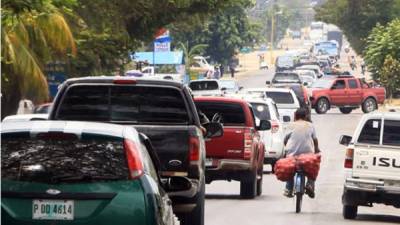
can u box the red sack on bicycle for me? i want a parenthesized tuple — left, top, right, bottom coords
(274, 156, 296, 181)
(297, 153, 321, 180)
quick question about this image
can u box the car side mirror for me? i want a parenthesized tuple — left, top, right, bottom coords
(339, 135, 352, 146)
(162, 176, 192, 192)
(203, 122, 224, 138)
(257, 120, 271, 131)
(266, 81, 271, 85)
(239, 86, 244, 91)
(283, 116, 291, 122)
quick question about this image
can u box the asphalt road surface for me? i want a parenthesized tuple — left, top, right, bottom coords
(204, 70, 400, 225)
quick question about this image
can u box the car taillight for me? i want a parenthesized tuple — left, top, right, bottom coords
(302, 87, 309, 104)
(189, 136, 200, 164)
(271, 120, 279, 133)
(124, 139, 144, 179)
(244, 128, 253, 160)
(344, 147, 354, 169)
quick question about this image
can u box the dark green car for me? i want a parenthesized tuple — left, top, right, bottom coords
(1, 121, 185, 225)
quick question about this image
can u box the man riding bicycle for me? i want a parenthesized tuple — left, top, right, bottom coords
(283, 108, 321, 198)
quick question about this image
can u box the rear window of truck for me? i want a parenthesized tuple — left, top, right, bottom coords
(265, 91, 295, 104)
(56, 85, 189, 124)
(358, 119, 381, 145)
(383, 120, 400, 146)
(250, 103, 271, 121)
(195, 102, 246, 126)
(1, 133, 129, 183)
(189, 81, 219, 91)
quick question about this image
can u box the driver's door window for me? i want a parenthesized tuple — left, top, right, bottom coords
(332, 80, 346, 89)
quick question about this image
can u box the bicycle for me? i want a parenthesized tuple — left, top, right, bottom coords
(294, 166, 306, 213)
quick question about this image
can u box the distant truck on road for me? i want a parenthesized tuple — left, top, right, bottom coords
(327, 30, 343, 51)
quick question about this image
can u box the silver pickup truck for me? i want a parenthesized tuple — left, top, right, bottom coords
(339, 112, 400, 219)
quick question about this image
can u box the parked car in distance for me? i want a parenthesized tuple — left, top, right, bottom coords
(49, 77, 224, 225)
(1, 121, 182, 225)
(241, 96, 286, 171)
(2, 114, 48, 122)
(194, 97, 270, 199)
(34, 103, 52, 114)
(242, 88, 300, 122)
(339, 112, 400, 219)
(309, 76, 386, 114)
(189, 79, 224, 96)
(218, 79, 243, 95)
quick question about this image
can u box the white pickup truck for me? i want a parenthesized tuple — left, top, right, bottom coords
(339, 112, 400, 219)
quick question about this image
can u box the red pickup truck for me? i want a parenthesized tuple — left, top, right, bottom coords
(194, 97, 270, 199)
(310, 76, 386, 114)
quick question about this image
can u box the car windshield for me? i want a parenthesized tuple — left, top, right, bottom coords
(195, 102, 245, 126)
(56, 85, 189, 124)
(219, 80, 236, 89)
(311, 79, 335, 88)
(189, 81, 219, 91)
(272, 73, 301, 83)
(1, 132, 129, 183)
(250, 103, 271, 121)
(265, 91, 295, 104)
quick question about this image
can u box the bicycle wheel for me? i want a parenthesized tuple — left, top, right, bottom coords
(296, 192, 303, 213)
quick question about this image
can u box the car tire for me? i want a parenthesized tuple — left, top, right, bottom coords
(339, 107, 353, 114)
(362, 98, 377, 113)
(315, 98, 329, 114)
(240, 171, 257, 199)
(181, 181, 205, 225)
(256, 168, 263, 196)
(343, 205, 358, 219)
(271, 161, 276, 174)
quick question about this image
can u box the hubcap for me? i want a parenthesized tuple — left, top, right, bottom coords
(366, 100, 375, 112)
(319, 100, 327, 112)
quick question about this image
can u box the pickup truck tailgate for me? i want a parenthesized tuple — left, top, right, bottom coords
(206, 127, 245, 159)
(353, 145, 400, 181)
(134, 125, 196, 173)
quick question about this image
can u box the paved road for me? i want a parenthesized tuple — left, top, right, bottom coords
(204, 71, 400, 225)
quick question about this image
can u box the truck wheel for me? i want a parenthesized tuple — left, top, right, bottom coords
(339, 107, 353, 114)
(315, 98, 329, 114)
(240, 171, 257, 199)
(343, 205, 358, 219)
(362, 98, 377, 113)
(180, 181, 205, 225)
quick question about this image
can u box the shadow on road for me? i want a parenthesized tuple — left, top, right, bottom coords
(205, 194, 242, 200)
(356, 214, 400, 224)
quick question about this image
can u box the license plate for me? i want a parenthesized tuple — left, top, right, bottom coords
(205, 158, 213, 167)
(32, 200, 74, 220)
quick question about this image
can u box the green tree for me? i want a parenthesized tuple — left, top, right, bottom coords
(364, 19, 400, 82)
(1, 0, 76, 117)
(380, 55, 400, 100)
(171, 0, 260, 64)
(315, 0, 400, 54)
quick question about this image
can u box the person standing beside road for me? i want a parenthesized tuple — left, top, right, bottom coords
(229, 55, 238, 78)
(283, 108, 321, 198)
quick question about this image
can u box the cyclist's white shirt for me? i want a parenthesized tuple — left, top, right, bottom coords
(285, 120, 316, 156)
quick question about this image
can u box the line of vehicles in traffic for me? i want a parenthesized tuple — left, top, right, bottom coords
(2, 75, 300, 225)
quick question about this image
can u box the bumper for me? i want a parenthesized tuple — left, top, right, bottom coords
(342, 178, 400, 208)
(205, 159, 254, 183)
